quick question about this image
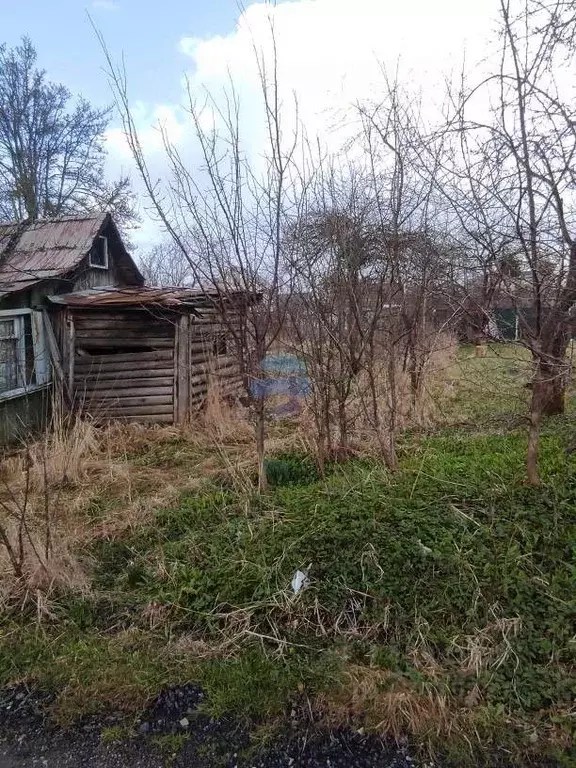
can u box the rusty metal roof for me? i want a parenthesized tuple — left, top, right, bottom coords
(0, 214, 109, 294)
(47, 286, 220, 308)
(47, 285, 260, 310)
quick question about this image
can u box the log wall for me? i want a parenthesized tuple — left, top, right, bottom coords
(73, 309, 176, 423)
(70, 305, 242, 424)
(185, 305, 243, 407)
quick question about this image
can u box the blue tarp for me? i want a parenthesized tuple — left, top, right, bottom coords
(250, 353, 311, 399)
(260, 353, 307, 375)
(250, 376, 311, 399)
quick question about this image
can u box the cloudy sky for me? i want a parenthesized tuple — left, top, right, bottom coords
(2, 0, 501, 248)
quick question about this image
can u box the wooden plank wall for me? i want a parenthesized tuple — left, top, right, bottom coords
(185, 306, 243, 408)
(70, 305, 243, 425)
(73, 309, 176, 423)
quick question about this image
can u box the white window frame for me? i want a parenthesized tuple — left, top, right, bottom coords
(0, 308, 50, 401)
(89, 235, 109, 270)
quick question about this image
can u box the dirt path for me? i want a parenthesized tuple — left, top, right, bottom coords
(0, 734, 434, 768)
(0, 685, 435, 768)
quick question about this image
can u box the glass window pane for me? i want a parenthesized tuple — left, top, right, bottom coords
(0, 336, 18, 392)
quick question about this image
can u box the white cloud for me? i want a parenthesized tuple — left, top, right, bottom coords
(105, 102, 185, 161)
(118, 0, 497, 156)
(177, 0, 495, 143)
(108, 0, 499, 246)
(104, 103, 186, 251)
(92, 0, 120, 11)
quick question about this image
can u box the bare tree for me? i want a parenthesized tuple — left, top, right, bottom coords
(287, 166, 396, 466)
(447, 0, 576, 483)
(0, 37, 135, 224)
(429, 122, 521, 345)
(101, 22, 301, 491)
(357, 76, 452, 418)
(286, 126, 450, 471)
(138, 241, 195, 286)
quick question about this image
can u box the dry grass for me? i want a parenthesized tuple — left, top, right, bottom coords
(201, 379, 253, 444)
(0, 337, 519, 612)
(314, 657, 573, 762)
(316, 663, 458, 742)
(0, 374, 318, 607)
(0, 396, 258, 606)
(450, 612, 522, 676)
(313, 331, 460, 456)
(0, 358, 572, 763)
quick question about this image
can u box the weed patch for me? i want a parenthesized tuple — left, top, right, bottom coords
(0, 352, 575, 764)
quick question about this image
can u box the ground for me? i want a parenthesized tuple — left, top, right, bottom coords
(0, 345, 574, 767)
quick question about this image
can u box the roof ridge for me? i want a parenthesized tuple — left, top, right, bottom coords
(0, 212, 106, 228)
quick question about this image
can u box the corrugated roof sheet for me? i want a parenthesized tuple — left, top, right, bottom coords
(0, 214, 105, 294)
(47, 285, 259, 309)
(47, 286, 219, 308)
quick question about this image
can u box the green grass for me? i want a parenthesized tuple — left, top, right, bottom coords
(150, 733, 189, 759)
(0, 346, 575, 764)
(101, 724, 134, 744)
(435, 343, 532, 428)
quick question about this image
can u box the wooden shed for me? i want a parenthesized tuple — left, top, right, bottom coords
(47, 287, 248, 424)
(0, 213, 145, 441)
(0, 213, 258, 441)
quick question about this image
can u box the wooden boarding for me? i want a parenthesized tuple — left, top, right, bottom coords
(79, 377, 174, 391)
(68, 305, 242, 425)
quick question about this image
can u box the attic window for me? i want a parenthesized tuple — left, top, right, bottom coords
(90, 235, 109, 269)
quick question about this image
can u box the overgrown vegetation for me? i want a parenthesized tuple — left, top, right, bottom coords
(0, 347, 574, 765)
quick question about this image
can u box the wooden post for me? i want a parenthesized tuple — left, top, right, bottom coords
(31, 310, 48, 385)
(67, 313, 75, 397)
(42, 310, 72, 406)
(175, 314, 190, 423)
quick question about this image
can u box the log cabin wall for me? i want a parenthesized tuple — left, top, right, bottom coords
(72, 308, 177, 423)
(68, 304, 243, 424)
(174, 307, 243, 418)
(187, 305, 243, 407)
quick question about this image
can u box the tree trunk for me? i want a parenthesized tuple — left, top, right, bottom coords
(314, 395, 328, 478)
(254, 396, 268, 492)
(337, 396, 349, 457)
(526, 359, 563, 485)
(407, 342, 424, 417)
(316, 430, 326, 478)
(386, 346, 399, 472)
(367, 361, 396, 471)
(532, 323, 571, 416)
(525, 324, 571, 483)
(531, 365, 566, 416)
(526, 399, 541, 487)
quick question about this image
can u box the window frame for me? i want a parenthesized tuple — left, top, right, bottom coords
(89, 235, 109, 270)
(0, 315, 24, 392)
(0, 308, 50, 401)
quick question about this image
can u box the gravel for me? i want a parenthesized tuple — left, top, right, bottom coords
(0, 683, 502, 768)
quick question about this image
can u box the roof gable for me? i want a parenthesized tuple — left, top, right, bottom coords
(0, 213, 143, 296)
